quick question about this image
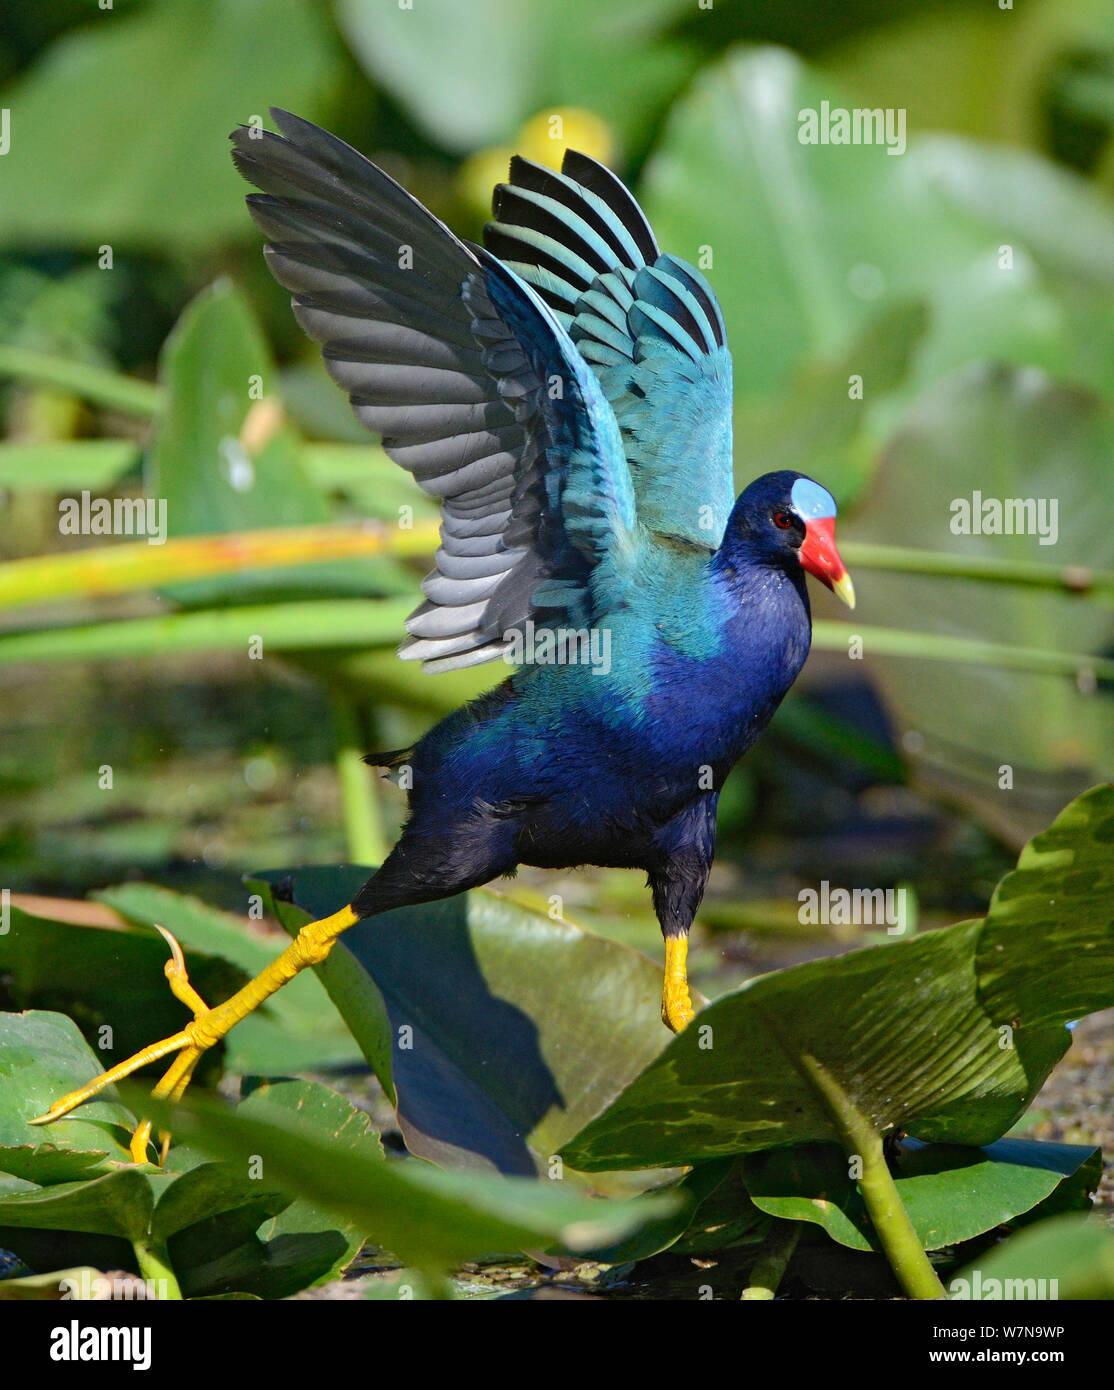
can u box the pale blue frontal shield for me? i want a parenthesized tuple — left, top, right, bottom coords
(790, 476, 838, 521)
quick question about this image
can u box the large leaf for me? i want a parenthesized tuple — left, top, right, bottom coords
(0, 1011, 136, 1182)
(147, 283, 321, 531)
(0, 1012, 383, 1298)
(562, 785, 1114, 1171)
(147, 282, 405, 605)
(950, 1214, 1114, 1300)
(248, 867, 690, 1182)
(335, 0, 693, 153)
(584, 1157, 769, 1264)
(733, 299, 929, 506)
(640, 47, 1094, 404)
(0, 899, 255, 1081)
(0, 1169, 154, 1243)
(975, 780, 1114, 1025)
(165, 1079, 383, 1299)
(744, 1138, 1100, 1253)
(0, 0, 339, 252)
(844, 364, 1114, 801)
(138, 1082, 679, 1279)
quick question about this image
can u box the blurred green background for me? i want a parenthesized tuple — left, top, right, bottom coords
(1, 0, 1113, 998)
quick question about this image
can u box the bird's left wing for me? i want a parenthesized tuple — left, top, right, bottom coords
(232, 111, 638, 672)
(485, 152, 734, 549)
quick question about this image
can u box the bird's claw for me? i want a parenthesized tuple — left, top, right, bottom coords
(29, 924, 212, 1166)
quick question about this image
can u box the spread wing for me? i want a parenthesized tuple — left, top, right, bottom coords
(232, 110, 638, 672)
(485, 151, 734, 550)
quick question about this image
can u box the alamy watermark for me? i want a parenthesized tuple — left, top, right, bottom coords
(948, 1270, 1060, 1301)
(503, 619, 611, 676)
(50, 1321, 151, 1370)
(798, 102, 906, 156)
(799, 881, 908, 934)
(950, 492, 1058, 546)
(59, 1270, 170, 1301)
(59, 491, 167, 545)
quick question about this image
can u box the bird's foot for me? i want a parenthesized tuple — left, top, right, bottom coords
(30, 925, 213, 1165)
(30, 904, 361, 1164)
(661, 988, 695, 1033)
(661, 934, 695, 1033)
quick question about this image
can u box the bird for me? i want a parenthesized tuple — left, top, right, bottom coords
(34, 110, 854, 1161)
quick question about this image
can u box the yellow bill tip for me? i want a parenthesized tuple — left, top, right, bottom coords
(832, 570, 856, 609)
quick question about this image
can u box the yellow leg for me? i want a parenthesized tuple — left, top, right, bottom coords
(30, 905, 361, 1160)
(129, 1044, 203, 1164)
(661, 934, 695, 1033)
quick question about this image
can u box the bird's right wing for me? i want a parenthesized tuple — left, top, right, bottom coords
(232, 111, 638, 672)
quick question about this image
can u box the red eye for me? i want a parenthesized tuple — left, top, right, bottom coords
(773, 510, 794, 529)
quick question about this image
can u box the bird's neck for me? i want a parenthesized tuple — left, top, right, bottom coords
(708, 537, 814, 719)
(711, 534, 811, 619)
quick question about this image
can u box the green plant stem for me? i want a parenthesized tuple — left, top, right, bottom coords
(0, 345, 163, 417)
(330, 690, 387, 865)
(0, 592, 1109, 686)
(131, 1238, 182, 1301)
(812, 621, 1114, 682)
(741, 1219, 801, 1299)
(0, 521, 439, 611)
(0, 597, 414, 664)
(840, 541, 1114, 596)
(798, 1053, 945, 1300)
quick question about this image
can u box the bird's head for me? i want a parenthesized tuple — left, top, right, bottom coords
(720, 471, 855, 608)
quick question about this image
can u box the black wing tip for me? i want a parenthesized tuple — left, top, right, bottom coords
(228, 109, 294, 149)
(507, 153, 541, 182)
(559, 147, 603, 178)
(559, 148, 659, 263)
(268, 106, 304, 135)
(491, 154, 550, 218)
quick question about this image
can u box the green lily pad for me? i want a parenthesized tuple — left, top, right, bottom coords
(0, 901, 250, 1086)
(744, 1138, 1100, 1253)
(844, 365, 1114, 797)
(0, 1011, 136, 1179)
(0, 1012, 389, 1298)
(148, 281, 326, 539)
(562, 785, 1114, 1170)
(157, 1079, 384, 1299)
(671, 1157, 770, 1256)
(137, 1082, 679, 1278)
(0, 0, 339, 252)
(0, 1169, 154, 1243)
(148, 282, 412, 606)
(643, 46, 1114, 411)
(248, 868, 686, 1182)
(166, 1078, 384, 1299)
(336, 0, 693, 153)
(950, 1214, 1114, 1301)
(733, 298, 929, 507)
(579, 1158, 754, 1266)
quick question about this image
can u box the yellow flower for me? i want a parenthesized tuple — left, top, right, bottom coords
(457, 109, 615, 220)
(515, 108, 614, 170)
(458, 146, 516, 218)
